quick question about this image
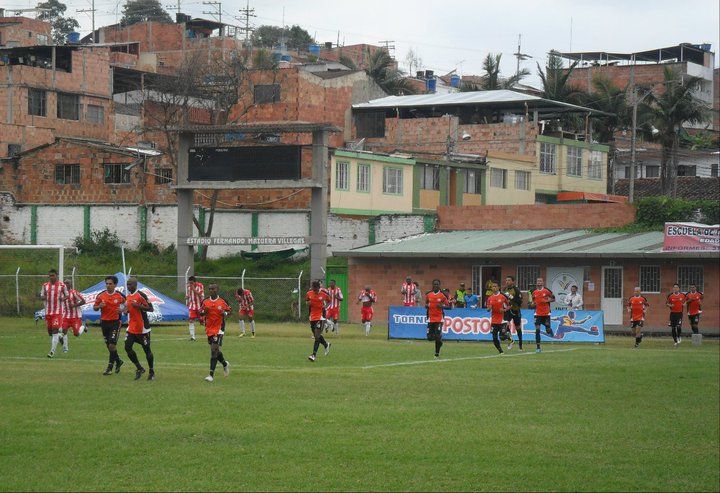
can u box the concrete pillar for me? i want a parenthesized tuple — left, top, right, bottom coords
(310, 130, 329, 283)
(176, 132, 194, 292)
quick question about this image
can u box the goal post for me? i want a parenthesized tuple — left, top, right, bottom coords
(0, 244, 76, 281)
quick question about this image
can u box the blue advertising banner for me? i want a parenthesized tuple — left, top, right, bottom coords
(388, 306, 605, 343)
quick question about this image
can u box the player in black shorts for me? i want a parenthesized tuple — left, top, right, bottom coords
(503, 276, 523, 350)
(93, 275, 126, 375)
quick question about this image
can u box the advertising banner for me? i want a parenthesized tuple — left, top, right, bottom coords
(663, 222, 719, 252)
(546, 267, 584, 310)
(388, 306, 605, 343)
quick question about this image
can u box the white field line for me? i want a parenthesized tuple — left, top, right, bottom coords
(361, 347, 582, 369)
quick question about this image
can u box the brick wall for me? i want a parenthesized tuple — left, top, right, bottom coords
(565, 63, 688, 95)
(437, 203, 636, 230)
(347, 257, 720, 332)
(0, 17, 52, 47)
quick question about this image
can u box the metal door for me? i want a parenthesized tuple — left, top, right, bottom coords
(601, 266, 623, 325)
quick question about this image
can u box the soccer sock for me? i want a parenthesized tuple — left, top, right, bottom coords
(535, 327, 541, 348)
(216, 351, 226, 366)
(110, 350, 121, 365)
(62, 332, 69, 350)
(239, 320, 246, 334)
(313, 338, 321, 355)
(635, 336, 642, 345)
(691, 325, 699, 334)
(434, 339, 443, 355)
(516, 327, 523, 349)
(210, 353, 218, 374)
(365, 322, 371, 335)
(126, 346, 141, 369)
(189, 323, 195, 338)
(334, 322, 340, 334)
(250, 320, 255, 334)
(50, 333, 59, 353)
(319, 335, 328, 348)
(671, 326, 677, 342)
(492, 329, 502, 353)
(677, 327, 682, 338)
(142, 346, 154, 370)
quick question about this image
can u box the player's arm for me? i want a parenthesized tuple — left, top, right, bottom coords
(337, 289, 344, 301)
(547, 289, 556, 302)
(71, 292, 86, 308)
(135, 292, 154, 312)
(578, 316, 592, 323)
(665, 294, 672, 307)
(39, 284, 46, 300)
(93, 293, 104, 310)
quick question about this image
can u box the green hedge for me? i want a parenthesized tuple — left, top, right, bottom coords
(636, 197, 720, 228)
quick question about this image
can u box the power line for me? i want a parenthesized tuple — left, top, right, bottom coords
(236, 0, 255, 45)
(202, 1, 221, 26)
(76, 0, 97, 41)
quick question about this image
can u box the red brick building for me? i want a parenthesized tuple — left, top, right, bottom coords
(337, 227, 719, 334)
(0, 16, 52, 48)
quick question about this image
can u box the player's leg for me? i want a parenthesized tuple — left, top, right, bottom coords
(534, 317, 542, 352)
(514, 312, 523, 349)
(47, 326, 59, 358)
(239, 314, 246, 336)
(60, 321, 70, 353)
(634, 322, 643, 348)
(188, 315, 197, 341)
(491, 324, 503, 354)
(207, 340, 220, 380)
(125, 335, 146, 380)
(140, 334, 155, 380)
(434, 325, 443, 358)
(544, 317, 554, 337)
(689, 315, 699, 335)
(249, 314, 255, 337)
(676, 315, 682, 343)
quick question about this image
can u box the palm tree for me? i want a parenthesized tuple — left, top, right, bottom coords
(536, 51, 583, 103)
(642, 67, 709, 197)
(366, 49, 415, 95)
(460, 53, 529, 91)
(585, 74, 630, 191)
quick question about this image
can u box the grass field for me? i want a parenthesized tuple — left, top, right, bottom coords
(1, 317, 718, 492)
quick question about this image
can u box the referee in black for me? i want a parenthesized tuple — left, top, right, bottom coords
(503, 276, 523, 350)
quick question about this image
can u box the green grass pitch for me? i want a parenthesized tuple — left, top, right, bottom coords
(0, 317, 718, 492)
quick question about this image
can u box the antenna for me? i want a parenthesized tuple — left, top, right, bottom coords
(77, 0, 96, 43)
(569, 16, 573, 52)
(513, 34, 532, 80)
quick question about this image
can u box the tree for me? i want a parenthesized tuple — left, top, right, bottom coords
(252, 49, 278, 70)
(120, 0, 172, 26)
(584, 74, 631, 191)
(37, 0, 79, 44)
(252, 24, 314, 50)
(404, 47, 422, 75)
(642, 67, 709, 197)
(536, 51, 588, 132)
(366, 49, 415, 96)
(338, 55, 357, 70)
(460, 53, 529, 91)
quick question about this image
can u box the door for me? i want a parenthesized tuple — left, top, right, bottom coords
(480, 266, 502, 307)
(601, 266, 623, 325)
(326, 267, 348, 323)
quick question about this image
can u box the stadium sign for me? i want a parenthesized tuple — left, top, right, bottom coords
(184, 236, 308, 246)
(663, 222, 719, 252)
(388, 306, 605, 343)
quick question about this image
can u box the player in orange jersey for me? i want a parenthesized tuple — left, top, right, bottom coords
(486, 282, 509, 355)
(666, 283, 686, 347)
(93, 275, 126, 375)
(425, 279, 449, 358)
(626, 287, 649, 348)
(122, 277, 155, 380)
(306, 280, 332, 362)
(200, 284, 231, 382)
(685, 284, 704, 335)
(528, 277, 555, 353)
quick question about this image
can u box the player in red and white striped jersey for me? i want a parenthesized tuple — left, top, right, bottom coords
(235, 288, 255, 337)
(60, 279, 86, 351)
(325, 279, 344, 334)
(401, 276, 417, 307)
(185, 276, 204, 341)
(39, 269, 68, 358)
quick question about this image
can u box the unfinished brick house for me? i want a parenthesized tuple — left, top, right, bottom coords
(0, 15, 52, 48)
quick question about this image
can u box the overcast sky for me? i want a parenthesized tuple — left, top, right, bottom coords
(8, 0, 719, 85)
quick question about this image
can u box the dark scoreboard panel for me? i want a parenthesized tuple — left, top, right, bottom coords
(188, 146, 302, 181)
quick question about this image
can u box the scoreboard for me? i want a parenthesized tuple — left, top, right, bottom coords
(188, 145, 302, 181)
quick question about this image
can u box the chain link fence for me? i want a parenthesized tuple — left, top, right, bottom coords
(0, 268, 304, 322)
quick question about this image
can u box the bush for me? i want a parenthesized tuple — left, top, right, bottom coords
(636, 197, 719, 227)
(73, 228, 121, 255)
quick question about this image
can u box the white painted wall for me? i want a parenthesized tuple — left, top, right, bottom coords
(146, 206, 177, 247)
(258, 212, 309, 252)
(0, 194, 31, 244)
(204, 211, 253, 258)
(375, 215, 427, 242)
(327, 215, 369, 252)
(36, 207, 84, 245)
(94, 206, 140, 248)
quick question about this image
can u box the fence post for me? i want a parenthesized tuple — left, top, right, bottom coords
(71, 266, 76, 288)
(241, 269, 246, 290)
(15, 267, 20, 315)
(297, 270, 303, 320)
(184, 266, 191, 288)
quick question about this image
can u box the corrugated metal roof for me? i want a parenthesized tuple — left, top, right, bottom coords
(352, 89, 611, 116)
(335, 230, 719, 259)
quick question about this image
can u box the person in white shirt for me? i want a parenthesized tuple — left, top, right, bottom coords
(564, 285, 584, 310)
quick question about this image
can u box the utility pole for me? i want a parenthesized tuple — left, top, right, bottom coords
(513, 34, 532, 80)
(77, 0, 96, 42)
(629, 86, 638, 203)
(237, 0, 255, 45)
(203, 1, 222, 34)
(378, 40, 395, 57)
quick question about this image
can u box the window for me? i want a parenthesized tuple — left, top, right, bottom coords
(588, 150, 603, 179)
(335, 161, 349, 190)
(7, 144, 21, 157)
(677, 266, 703, 291)
(646, 165, 660, 178)
(583, 266, 591, 283)
(515, 170, 530, 190)
(677, 165, 697, 177)
(86, 104, 104, 124)
(155, 168, 173, 184)
(517, 265, 541, 291)
(383, 167, 403, 195)
(55, 164, 80, 185)
(28, 88, 46, 117)
(253, 84, 281, 104)
(539, 142, 556, 173)
(464, 169, 481, 194)
(37, 34, 48, 45)
(471, 265, 481, 294)
(567, 146, 582, 177)
(490, 168, 507, 188)
(104, 164, 131, 184)
(57, 93, 80, 120)
(194, 133, 218, 146)
(421, 166, 440, 190)
(639, 265, 660, 293)
(357, 163, 370, 192)
(355, 111, 386, 138)
(711, 163, 718, 177)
